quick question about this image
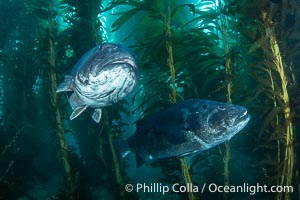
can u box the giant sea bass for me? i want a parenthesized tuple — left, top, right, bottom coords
(56, 43, 137, 123)
(126, 99, 250, 167)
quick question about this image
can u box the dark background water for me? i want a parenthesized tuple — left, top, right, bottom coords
(0, 0, 299, 199)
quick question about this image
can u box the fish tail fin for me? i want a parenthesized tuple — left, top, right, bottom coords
(56, 75, 74, 93)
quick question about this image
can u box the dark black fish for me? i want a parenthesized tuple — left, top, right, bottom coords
(56, 43, 137, 123)
(127, 99, 250, 167)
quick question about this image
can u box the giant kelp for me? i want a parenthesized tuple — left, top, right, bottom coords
(105, 1, 203, 199)
(106, 0, 300, 200)
(105, 0, 247, 200)
(0, 0, 299, 199)
(26, 0, 133, 198)
(234, 1, 299, 199)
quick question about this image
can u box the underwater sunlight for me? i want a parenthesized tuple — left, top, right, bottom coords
(0, 0, 299, 200)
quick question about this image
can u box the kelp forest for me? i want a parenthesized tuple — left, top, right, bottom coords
(0, 0, 300, 199)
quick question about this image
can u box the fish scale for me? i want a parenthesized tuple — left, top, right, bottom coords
(126, 99, 250, 167)
(56, 43, 137, 123)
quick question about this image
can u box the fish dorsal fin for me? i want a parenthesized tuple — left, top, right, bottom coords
(56, 75, 74, 93)
(92, 108, 102, 123)
(70, 105, 88, 120)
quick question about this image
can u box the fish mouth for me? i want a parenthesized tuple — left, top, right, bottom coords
(235, 109, 250, 125)
(220, 110, 250, 143)
(97, 88, 116, 98)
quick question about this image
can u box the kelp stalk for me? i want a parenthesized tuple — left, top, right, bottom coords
(104, 111, 125, 198)
(0, 160, 15, 183)
(48, 4, 76, 199)
(297, 170, 300, 200)
(262, 12, 294, 200)
(0, 126, 22, 182)
(0, 72, 4, 125)
(165, 3, 176, 104)
(164, 2, 195, 200)
(265, 67, 281, 179)
(90, 0, 100, 45)
(220, 7, 232, 197)
(180, 158, 195, 200)
(97, 125, 107, 165)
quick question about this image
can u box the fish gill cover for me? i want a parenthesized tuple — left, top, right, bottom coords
(0, 0, 299, 200)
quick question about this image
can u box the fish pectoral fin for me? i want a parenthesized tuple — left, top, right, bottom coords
(56, 75, 74, 93)
(70, 105, 88, 120)
(69, 93, 84, 110)
(92, 108, 102, 123)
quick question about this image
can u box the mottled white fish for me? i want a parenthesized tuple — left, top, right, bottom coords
(56, 43, 137, 123)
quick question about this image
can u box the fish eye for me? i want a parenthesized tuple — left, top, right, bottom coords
(98, 43, 106, 50)
(218, 104, 226, 110)
(202, 104, 207, 110)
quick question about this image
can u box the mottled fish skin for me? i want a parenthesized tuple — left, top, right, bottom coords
(56, 43, 137, 122)
(127, 99, 250, 167)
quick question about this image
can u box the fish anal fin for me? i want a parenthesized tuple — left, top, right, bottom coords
(56, 75, 74, 93)
(70, 105, 88, 120)
(92, 108, 102, 123)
